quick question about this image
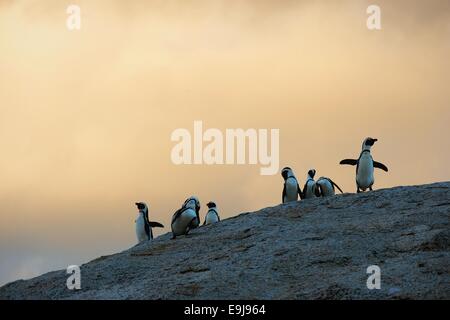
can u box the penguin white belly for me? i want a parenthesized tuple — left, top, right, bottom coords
(205, 210, 219, 225)
(320, 180, 334, 197)
(357, 154, 374, 190)
(284, 178, 298, 202)
(135, 214, 148, 243)
(172, 209, 198, 236)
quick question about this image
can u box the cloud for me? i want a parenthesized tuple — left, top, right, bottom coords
(0, 0, 449, 286)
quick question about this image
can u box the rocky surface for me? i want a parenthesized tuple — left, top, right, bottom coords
(1, 182, 449, 299)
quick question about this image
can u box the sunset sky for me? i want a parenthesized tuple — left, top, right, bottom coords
(0, 0, 449, 286)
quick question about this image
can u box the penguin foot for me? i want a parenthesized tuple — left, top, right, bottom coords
(369, 186, 373, 191)
(171, 235, 176, 240)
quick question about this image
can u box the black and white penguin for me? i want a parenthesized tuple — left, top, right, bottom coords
(203, 201, 220, 225)
(171, 196, 201, 239)
(340, 137, 388, 193)
(281, 167, 303, 203)
(316, 177, 343, 197)
(135, 202, 164, 243)
(303, 169, 318, 199)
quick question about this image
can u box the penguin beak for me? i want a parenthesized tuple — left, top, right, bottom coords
(135, 202, 143, 211)
(373, 138, 378, 143)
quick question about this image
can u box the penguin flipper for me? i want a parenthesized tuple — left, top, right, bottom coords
(282, 184, 286, 203)
(144, 222, 150, 238)
(314, 185, 322, 197)
(302, 182, 309, 198)
(340, 159, 358, 166)
(329, 178, 344, 193)
(297, 183, 304, 200)
(149, 221, 164, 228)
(373, 161, 388, 172)
(185, 217, 197, 235)
(171, 207, 186, 224)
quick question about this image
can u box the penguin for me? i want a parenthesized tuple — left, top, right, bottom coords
(303, 169, 318, 199)
(171, 196, 201, 239)
(281, 167, 303, 203)
(203, 201, 220, 225)
(135, 202, 164, 243)
(316, 177, 343, 197)
(340, 137, 388, 193)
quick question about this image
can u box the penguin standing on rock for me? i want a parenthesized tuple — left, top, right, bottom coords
(303, 169, 318, 199)
(171, 196, 201, 239)
(281, 167, 303, 203)
(203, 201, 220, 225)
(135, 202, 164, 243)
(340, 137, 388, 193)
(316, 177, 343, 197)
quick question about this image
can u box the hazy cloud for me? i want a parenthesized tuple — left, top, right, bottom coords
(1, 0, 449, 285)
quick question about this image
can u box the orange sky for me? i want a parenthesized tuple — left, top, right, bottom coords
(0, 0, 449, 285)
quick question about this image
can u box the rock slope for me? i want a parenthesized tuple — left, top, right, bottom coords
(1, 182, 449, 299)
